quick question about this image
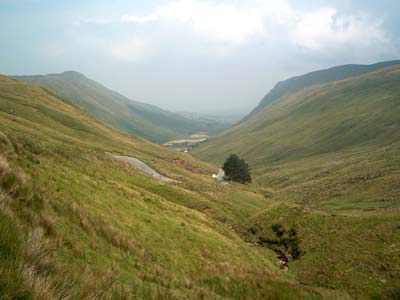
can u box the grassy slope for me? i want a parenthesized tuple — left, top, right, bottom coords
(15, 71, 229, 143)
(239, 204, 400, 300)
(193, 66, 400, 299)
(193, 66, 400, 173)
(0, 75, 350, 299)
(243, 60, 400, 121)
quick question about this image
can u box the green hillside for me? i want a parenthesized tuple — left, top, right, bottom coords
(243, 60, 400, 121)
(2, 63, 400, 299)
(14, 71, 229, 143)
(0, 75, 352, 299)
(193, 65, 400, 172)
(193, 66, 400, 299)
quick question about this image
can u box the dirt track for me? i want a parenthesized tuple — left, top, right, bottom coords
(108, 153, 177, 183)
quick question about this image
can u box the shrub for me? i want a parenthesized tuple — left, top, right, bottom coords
(271, 224, 285, 238)
(270, 224, 302, 260)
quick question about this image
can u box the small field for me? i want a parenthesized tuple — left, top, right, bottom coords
(163, 132, 209, 150)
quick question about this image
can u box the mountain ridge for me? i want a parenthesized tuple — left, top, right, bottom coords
(194, 64, 400, 167)
(242, 60, 400, 122)
(14, 71, 229, 143)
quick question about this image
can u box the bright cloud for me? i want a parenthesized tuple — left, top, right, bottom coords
(156, 0, 265, 43)
(292, 9, 387, 50)
(116, 0, 388, 52)
(68, 0, 392, 67)
(293, 8, 339, 49)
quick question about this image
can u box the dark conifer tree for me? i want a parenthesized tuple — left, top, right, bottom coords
(222, 154, 252, 184)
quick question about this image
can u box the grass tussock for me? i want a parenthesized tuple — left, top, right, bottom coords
(0, 156, 133, 300)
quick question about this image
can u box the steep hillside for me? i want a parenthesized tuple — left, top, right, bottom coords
(0, 75, 350, 299)
(243, 60, 400, 121)
(194, 65, 400, 173)
(193, 66, 400, 299)
(14, 71, 229, 143)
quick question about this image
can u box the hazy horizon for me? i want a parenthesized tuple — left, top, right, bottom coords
(1, 0, 400, 114)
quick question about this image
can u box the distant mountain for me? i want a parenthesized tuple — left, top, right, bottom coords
(14, 71, 229, 143)
(243, 60, 400, 121)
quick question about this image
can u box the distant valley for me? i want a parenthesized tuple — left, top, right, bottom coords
(15, 71, 230, 143)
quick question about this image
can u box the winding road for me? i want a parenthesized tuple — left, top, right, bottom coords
(108, 153, 177, 183)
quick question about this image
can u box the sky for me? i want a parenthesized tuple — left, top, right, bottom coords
(1, 0, 399, 114)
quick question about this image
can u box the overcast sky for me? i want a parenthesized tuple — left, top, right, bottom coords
(1, 0, 399, 114)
